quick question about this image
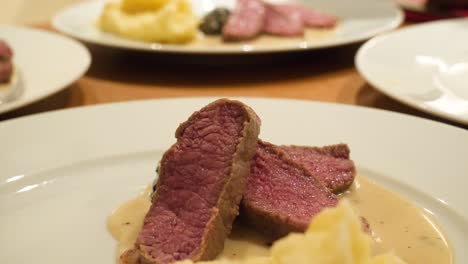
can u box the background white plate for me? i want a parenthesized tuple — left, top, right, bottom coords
(0, 26, 91, 115)
(1, 98, 467, 263)
(356, 18, 468, 125)
(52, 0, 403, 53)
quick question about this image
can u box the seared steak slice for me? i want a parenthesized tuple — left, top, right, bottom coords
(223, 0, 266, 41)
(280, 144, 355, 193)
(0, 61, 12, 83)
(242, 141, 338, 239)
(0, 40, 13, 83)
(124, 99, 260, 264)
(263, 3, 304, 36)
(0, 40, 13, 61)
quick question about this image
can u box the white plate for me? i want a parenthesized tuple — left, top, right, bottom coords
(356, 18, 468, 125)
(0, 97, 467, 263)
(52, 0, 403, 54)
(0, 26, 90, 114)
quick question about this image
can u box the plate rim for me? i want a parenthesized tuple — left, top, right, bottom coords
(0, 25, 91, 115)
(2, 96, 467, 132)
(51, 0, 404, 54)
(2, 96, 468, 213)
(355, 18, 468, 125)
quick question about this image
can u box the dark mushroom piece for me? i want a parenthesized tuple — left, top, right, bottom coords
(199, 8, 231, 35)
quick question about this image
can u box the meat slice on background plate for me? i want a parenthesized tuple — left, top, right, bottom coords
(271, 4, 337, 28)
(242, 141, 339, 239)
(263, 3, 304, 36)
(222, 0, 336, 40)
(0, 40, 13, 60)
(279, 144, 356, 193)
(223, 0, 266, 40)
(262, 3, 337, 37)
(122, 99, 261, 264)
(0, 40, 13, 83)
(0, 62, 13, 83)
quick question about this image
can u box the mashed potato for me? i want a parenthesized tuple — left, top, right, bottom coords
(121, 0, 171, 13)
(99, 0, 198, 43)
(178, 200, 406, 264)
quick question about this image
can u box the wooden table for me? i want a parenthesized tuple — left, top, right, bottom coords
(0, 23, 465, 129)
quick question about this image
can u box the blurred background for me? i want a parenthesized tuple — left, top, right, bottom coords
(0, 0, 82, 24)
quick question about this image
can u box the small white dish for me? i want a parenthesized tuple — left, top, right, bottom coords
(0, 97, 467, 263)
(52, 0, 403, 54)
(0, 26, 91, 114)
(356, 18, 468, 125)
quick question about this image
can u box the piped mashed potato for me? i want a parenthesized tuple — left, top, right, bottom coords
(98, 0, 198, 43)
(178, 200, 406, 264)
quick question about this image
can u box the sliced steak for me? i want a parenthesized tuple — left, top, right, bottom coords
(242, 141, 338, 239)
(263, 3, 304, 36)
(0, 40, 13, 83)
(273, 4, 337, 28)
(124, 99, 261, 264)
(0, 40, 13, 61)
(223, 0, 266, 41)
(280, 144, 355, 193)
(0, 61, 13, 83)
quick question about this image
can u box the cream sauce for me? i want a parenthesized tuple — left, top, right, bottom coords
(341, 176, 452, 264)
(187, 28, 336, 48)
(107, 185, 152, 258)
(108, 176, 452, 263)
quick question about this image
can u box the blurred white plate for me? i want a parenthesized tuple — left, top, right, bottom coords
(52, 0, 403, 54)
(0, 26, 90, 114)
(0, 97, 467, 263)
(356, 18, 468, 125)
